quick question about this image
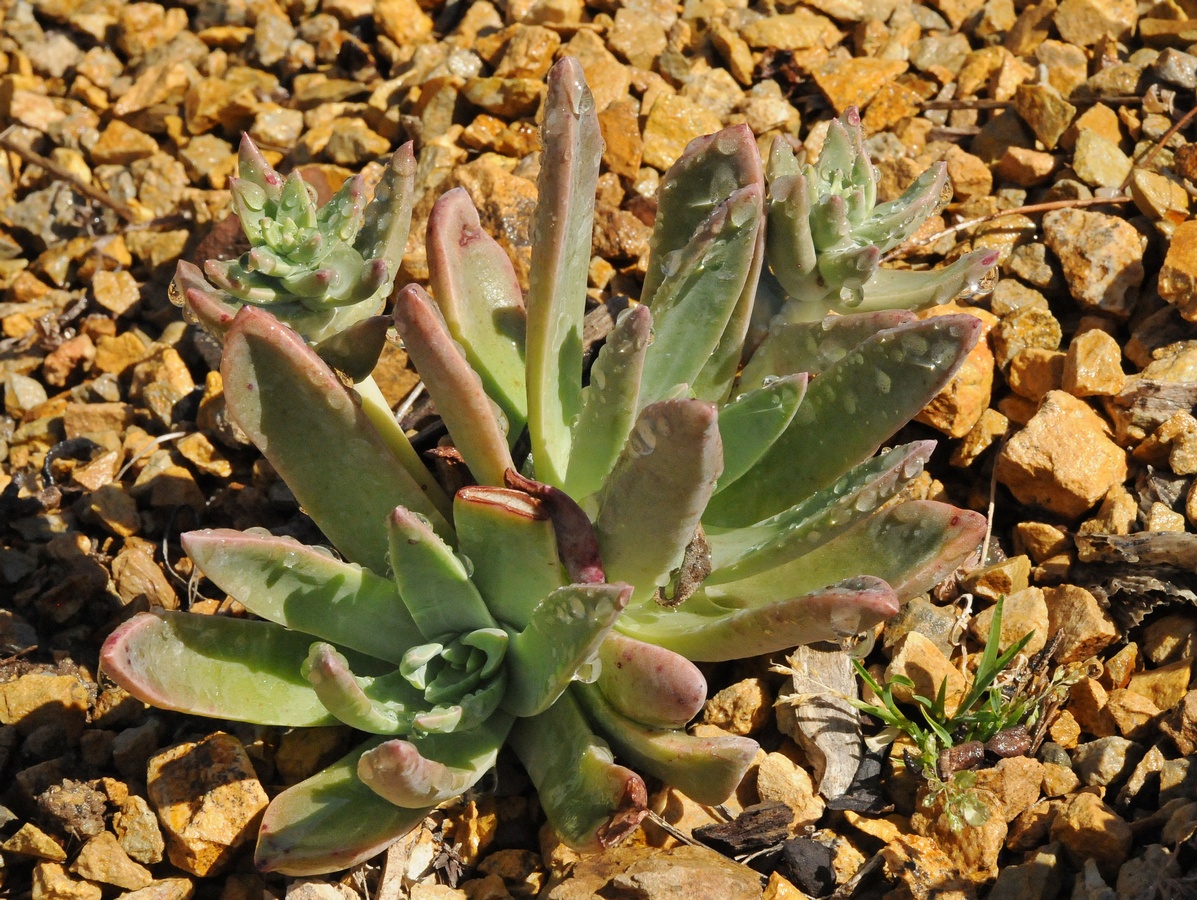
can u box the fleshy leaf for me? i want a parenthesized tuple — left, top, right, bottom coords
(642, 123, 764, 307)
(509, 690, 647, 850)
(739, 309, 916, 391)
(565, 305, 652, 499)
(101, 611, 345, 726)
(387, 506, 496, 640)
(595, 633, 707, 728)
(393, 284, 514, 487)
(301, 642, 431, 733)
(355, 141, 416, 294)
(594, 400, 722, 599)
(503, 583, 631, 717)
(715, 374, 806, 492)
(182, 529, 420, 665)
(703, 501, 986, 609)
(426, 187, 528, 434)
(506, 470, 605, 585)
(357, 714, 512, 808)
(846, 249, 1000, 311)
(312, 315, 389, 382)
(255, 737, 428, 875)
(691, 217, 765, 405)
(637, 185, 763, 409)
(576, 684, 758, 805)
(705, 315, 982, 528)
(222, 306, 453, 572)
(616, 576, 899, 661)
(454, 486, 565, 630)
(354, 375, 454, 525)
(705, 441, 935, 584)
(524, 58, 602, 487)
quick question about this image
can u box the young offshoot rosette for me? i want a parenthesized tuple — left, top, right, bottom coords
(102, 58, 988, 875)
(761, 106, 998, 323)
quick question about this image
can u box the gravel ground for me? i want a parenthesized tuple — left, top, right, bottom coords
(4, 0, 1197, 897)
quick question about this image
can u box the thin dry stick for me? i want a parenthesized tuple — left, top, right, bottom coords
(921, 94, 1144, 110)
(0, 125, 139, 223)
(1118, 103, 1197, 193)
(884, 195, 1132, 260)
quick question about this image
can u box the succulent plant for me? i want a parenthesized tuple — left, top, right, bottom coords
(762, 107, 999, 323)
(172, 136, 416, 380)
(102, 59, 988, 875)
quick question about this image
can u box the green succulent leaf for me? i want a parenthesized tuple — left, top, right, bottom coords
(594, 399, 723, 601)
(387, 506, 496, 640)
(714, 373, 806, 492)
(705, 440, 935, 584)
(616, 575, 899, 661)
(703, 501, 986, 609)
(509, 690, 647, 850)
(311, 315, 390, 383)
(637, 185, 764, 409)
(302, 642, 436, 734)
(427, 187, 528, 436)
(525, 57, 602, 488)
(357, 714, 513, 808)
(576, 684, 758, 805)
(255, 737, 429, 876)
(642, 123, 764, 307)
(503, 582, 631, 717)
(393, 283, 515, 487)
(222, 307, 453, 572)
(181, 528, 419, 665)
(705, 315, 982, 528)
(738, 310, 916, 391)
(355, 140, 417, 297)
(565, 304, 652, 499)
(100, 610, 358, 727)
(454, 486, 565, 630)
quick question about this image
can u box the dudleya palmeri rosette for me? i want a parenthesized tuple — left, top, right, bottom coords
(101, 58, 988, 875)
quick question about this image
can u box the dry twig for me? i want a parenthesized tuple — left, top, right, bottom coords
(884, 195, 1132, 260)
(0, 124, 139, 223)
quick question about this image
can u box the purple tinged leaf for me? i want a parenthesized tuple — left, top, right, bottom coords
(427, 187, 528, 433)
(222, 306, 452, 573)
(643, 123, 764, 307)
(238, 134, 284, 199)
(173, 259, 238, 338)
(576, 685, 758, 805)
(596, 633, 707, 728)
(392, 283, 514, 487)
(505, 469, 604, 584)
(637, 185, 763, 410)
(525, 57, 602, 488)
(356, 713, 512, 808)
(100, 611, 340, 726)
